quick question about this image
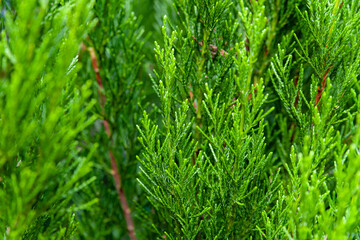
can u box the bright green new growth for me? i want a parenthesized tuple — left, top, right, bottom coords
(0, 0, 97, 238)
(0, 0, 360, 239)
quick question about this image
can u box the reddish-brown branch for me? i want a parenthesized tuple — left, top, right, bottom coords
(315, 2, 343, 108)
(315, 66, 332, 107)
(88, 47, 107, 109)
(87, 46, 137, 240)
(248, 83, 258, 101)
(189, 84, 198, 112)
(294, 75, 300, 108)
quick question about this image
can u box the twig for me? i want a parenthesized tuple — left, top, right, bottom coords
(87, 46, 137, 240)
(315, 66, 332, 107)
(315, 1, 342, 107)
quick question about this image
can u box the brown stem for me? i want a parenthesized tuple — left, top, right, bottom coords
(315, 66, 332, 107)
(315, 2, 343, 108)
(87, 46, 137, 240)
(315, 1, 343, 107)
(294, 75, 300, 108)
(248, 83, 257, 101)
(88, 46, 107, 111)
(189, 84, 198, 112)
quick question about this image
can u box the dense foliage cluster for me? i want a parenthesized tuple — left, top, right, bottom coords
(0, 0, 360, 239)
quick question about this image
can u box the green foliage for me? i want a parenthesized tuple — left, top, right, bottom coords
(138, 0, 360, 239)
(73, 0, 151, 239)
(1, 0, 360, 239)
(0, 0, 96, 238)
